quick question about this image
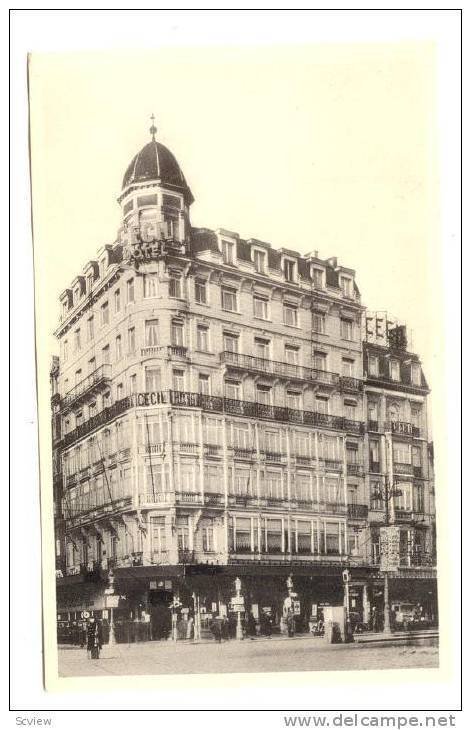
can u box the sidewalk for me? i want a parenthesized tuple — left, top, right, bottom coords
(58, 626, 439, 655)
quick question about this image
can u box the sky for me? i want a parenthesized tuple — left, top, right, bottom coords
(29, 44, 440, 390)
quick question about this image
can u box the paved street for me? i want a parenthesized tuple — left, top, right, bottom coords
(58, 634, 439, 677)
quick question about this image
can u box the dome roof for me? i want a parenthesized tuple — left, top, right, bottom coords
(122, 140, 194, 204)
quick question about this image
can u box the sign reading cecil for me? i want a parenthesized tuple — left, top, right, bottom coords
(379, 526, 401, 572)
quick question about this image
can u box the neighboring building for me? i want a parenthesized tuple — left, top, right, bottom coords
(53, 125, 437, 638)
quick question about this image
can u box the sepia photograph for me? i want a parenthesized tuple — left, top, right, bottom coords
(13, 10, 461, 715)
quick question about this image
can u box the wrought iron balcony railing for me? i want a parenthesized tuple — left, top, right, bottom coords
(60, 389, 365, 450)
(204, 492, 225, 506)
(347, 463, 364, 476)
(339, 376, 364, 392)
(221, 350, 339, 386)
(347, 503, 369, 519)
(232, 446, 257, 459)
(61, 395, 132, 449)
(62, 364, 112, 411)
(394, 462, 414, 475)
(321, 458, 343, 472)
(390, 421, 421, 437)
(369, 461, 381, 473)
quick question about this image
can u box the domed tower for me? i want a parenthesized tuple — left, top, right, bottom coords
(118, 117, 194, 255)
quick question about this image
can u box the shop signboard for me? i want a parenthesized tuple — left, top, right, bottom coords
(293, 600, 301, 616)
(230, 596, 245, 612)
(380, 526, 401, 572)
(105, 595, 120, 608)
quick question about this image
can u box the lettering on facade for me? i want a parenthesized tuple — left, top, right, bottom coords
(379, 526, 401, 572)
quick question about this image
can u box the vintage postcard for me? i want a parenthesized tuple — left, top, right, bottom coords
(26, 32, 457, 701)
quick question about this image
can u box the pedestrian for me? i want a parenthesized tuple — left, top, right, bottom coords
(79, 621, 86, 648)
(186, 613, 194, 640)
(209, 614, 222, 643)
(86, 617, 103, 659)
(260, 611, 272, 637)
(287, 608, 295, 637)
(246, 611, 257, 639)
(370, 606, 378, 632)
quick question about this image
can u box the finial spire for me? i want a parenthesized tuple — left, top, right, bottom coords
(149, 113, 157, 142)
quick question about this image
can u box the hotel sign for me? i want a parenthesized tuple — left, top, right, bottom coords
(379, 526, 401, 572)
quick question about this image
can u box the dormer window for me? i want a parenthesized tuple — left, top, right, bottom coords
(411, 363, 421, 386)
(284, 259, 296, 282)
(62, 301, 69, 319)
(86, 274, 94, 292)
(368, 355, 379, 377)
(73, 286, 81, 305)
(340, 275, 353, 298)
(312, 267, 324, 288)
(222, 240, 235, 265)
(99, 257, 107, 278)
(253, 249, 266, 274)
(390, 359, 400, 381)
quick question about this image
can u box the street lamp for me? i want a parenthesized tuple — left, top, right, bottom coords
(371, 477, 403, 634)
(105, 569, 116, 646)
(234, 577, 243, 640)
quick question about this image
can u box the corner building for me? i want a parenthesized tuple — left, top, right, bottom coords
(53, 129, 437, 638)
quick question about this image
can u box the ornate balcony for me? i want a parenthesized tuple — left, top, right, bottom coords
(220, 350, 339, 387)
(204, 444, 222, 458)
(60, 389, 365, 451)
(177, 442, 199, 454)
(347, 463, 363, 476)
(368, 420, 379, 432)
(62, 364, 112, 411)
(141, 345, 188, 360)
(178, 549, 196, 564)
(347, 503, 369, 519)
(233, 446, 256, 460)
(139, 492, 173, 505)
(369, 461, 381, 473)
(394, 462, 414, 475)
(324, 502, 348, 515)
(204, 492, 225, 506)
(339, 376, 364, 393)
(322, 458, 343, 472)
(390, 421, 421, 438)
(61, 395, 132, 449)
(263, 451, 287, 463)
(139, 443, 165, 455)
(175, 491, 203, 505)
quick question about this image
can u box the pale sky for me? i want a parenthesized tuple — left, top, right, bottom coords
(29, 44, 440, 390)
